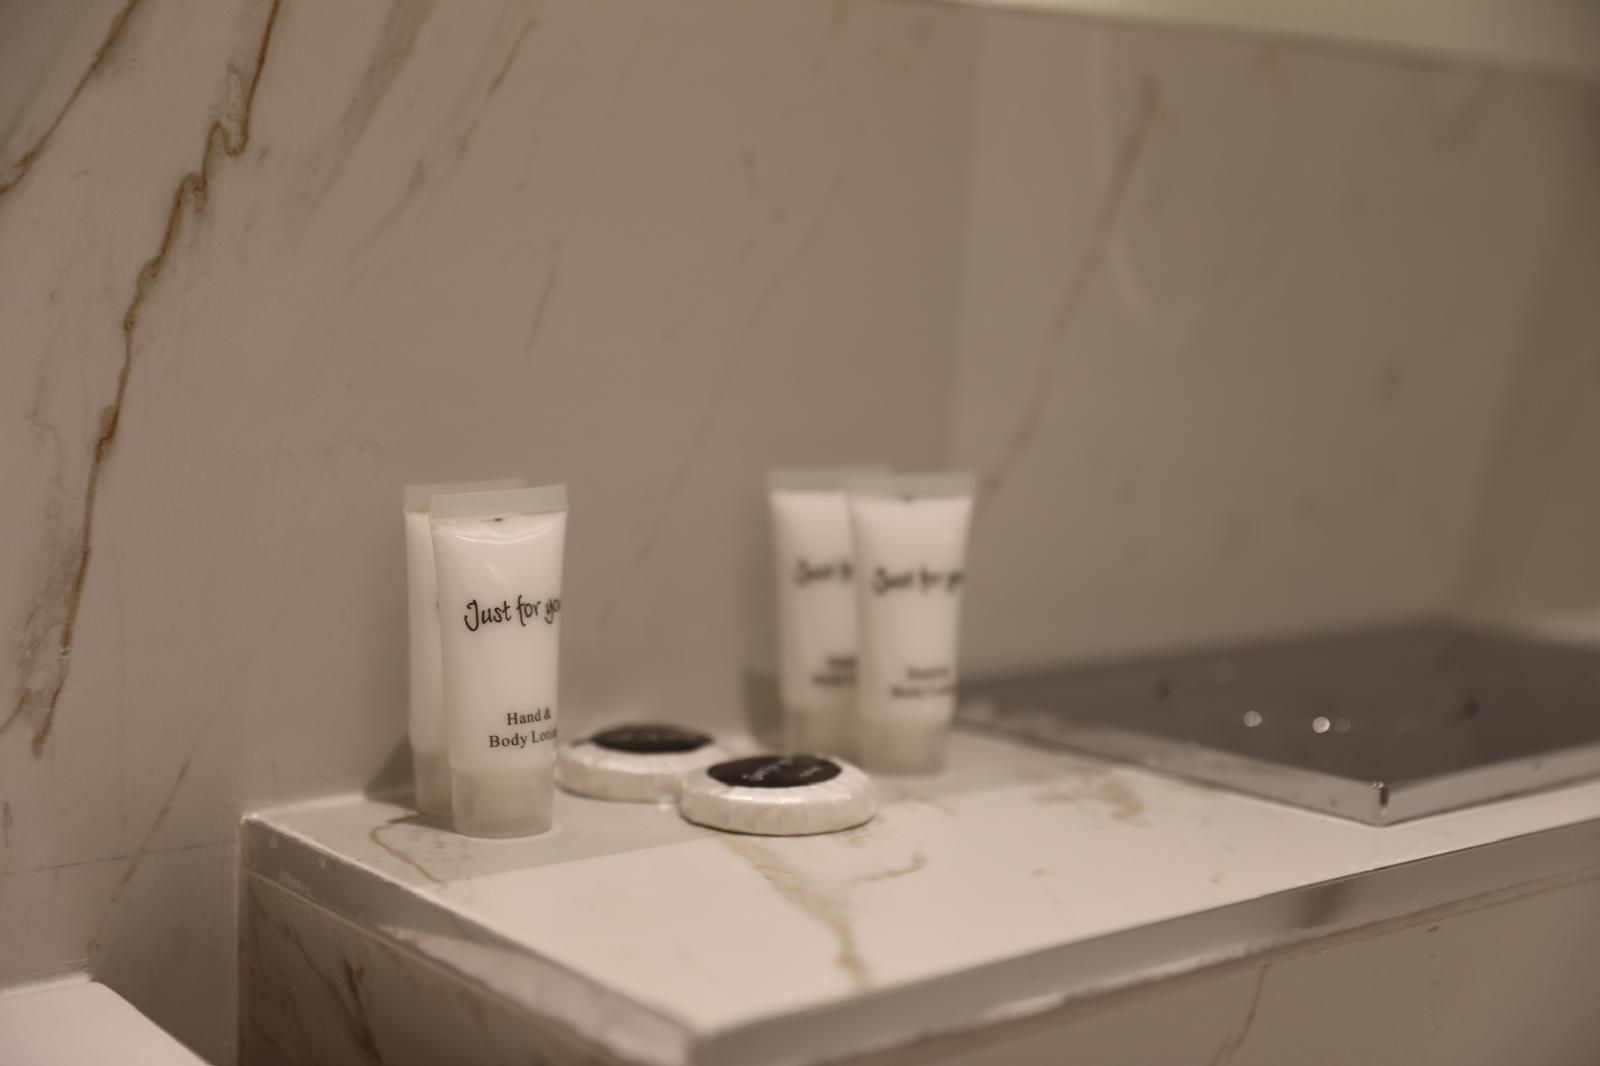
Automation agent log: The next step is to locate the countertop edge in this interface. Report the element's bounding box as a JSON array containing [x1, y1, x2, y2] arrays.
[[705, 816, 1600, 1066], [242, 806, 1600, 1066], [240, 813, 702, 1066]]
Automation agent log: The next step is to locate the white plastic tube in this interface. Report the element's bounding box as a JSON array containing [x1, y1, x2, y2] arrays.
[[430, 484, 568, 837], [849, 473, 975, 775], [768, 467, 886, 756], [404, 478, 523, 816]]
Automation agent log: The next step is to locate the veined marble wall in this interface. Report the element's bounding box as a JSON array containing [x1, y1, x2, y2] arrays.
[[0, 0, 975, 1059], [954, 14, 1600, 671], [4, 0, 1597, 1061]]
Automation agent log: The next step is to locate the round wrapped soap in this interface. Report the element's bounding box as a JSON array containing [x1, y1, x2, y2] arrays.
[[556, 724, 727, 803], [679, 754, 876, 836]]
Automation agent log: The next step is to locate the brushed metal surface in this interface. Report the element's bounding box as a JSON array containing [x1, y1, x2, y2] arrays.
[[961, 624, 1600, 824]]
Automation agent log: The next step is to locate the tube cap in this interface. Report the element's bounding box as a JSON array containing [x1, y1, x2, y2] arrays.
[[859, 717, 950, 775], [452, 766, 554, 838], [556, 724, 727, 803], [412, 749, 452, 816], [679, 755, 876, 836]]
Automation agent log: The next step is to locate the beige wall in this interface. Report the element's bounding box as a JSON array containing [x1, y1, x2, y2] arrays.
[[0, 1, 976, 1058], [953, 13, 1600, 672], [1461, 134, 1600, 616]]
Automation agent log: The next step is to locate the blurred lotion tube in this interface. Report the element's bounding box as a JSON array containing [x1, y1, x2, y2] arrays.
[[404, 477, 523, 815], [769, 468, 885, 756], [849, 473, 975, 775], [430, 484, 568, 837]]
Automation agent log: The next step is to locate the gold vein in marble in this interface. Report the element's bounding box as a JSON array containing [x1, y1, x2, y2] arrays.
[[1032, 775, 1146, 822], [860, 847, 927, 883], [110, 752, 192, 900], [310, 0, 435, 209], [1208, 964, 1271, 1066], [369, 814, 447, 888], [589, 176, 845, 638], [3, 0, 284, 758], [725, 837, 871, 991], [246, 883, 384, 1064], [523, 245, 561, 355], [339, 5, 540, 265], [0, 0, 148, 199], [979, 76, 1162, 511], [454, 9, 540, 163]]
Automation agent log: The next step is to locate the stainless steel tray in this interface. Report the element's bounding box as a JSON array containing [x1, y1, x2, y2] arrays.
[[960, 623, 1600, 824]]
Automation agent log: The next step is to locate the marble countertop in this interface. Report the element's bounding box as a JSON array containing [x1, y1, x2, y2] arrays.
[[244, 731, 1600, 1066]]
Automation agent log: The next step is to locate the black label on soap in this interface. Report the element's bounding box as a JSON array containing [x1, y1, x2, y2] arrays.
[[708, 755, 841, 789], [590, 724, 713, 754]]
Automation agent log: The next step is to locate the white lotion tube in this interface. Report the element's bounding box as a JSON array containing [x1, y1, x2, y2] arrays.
[[849, 473, 976, 774], [404, 478, 524, 815], [430, 484, 568, 837], [768, 467, 886, 756]]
